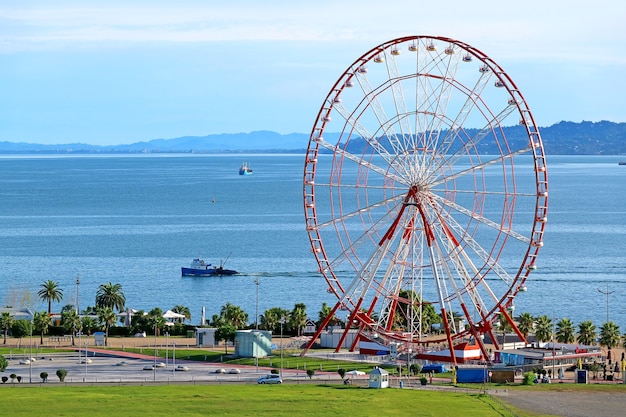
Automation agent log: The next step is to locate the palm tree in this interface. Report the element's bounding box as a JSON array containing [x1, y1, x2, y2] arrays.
[[0, 312, 14, 344], [147, 308, 165, 337], [95, 282, 126, 312], [534, 315, 553, 343], [317, 302, 337, 329], [61, 308, 82, 346], [497, 312, 513, 347], [599, 321, 621, 362], [261, 307, 290, 333], [38, 280, 64, 314], [517, 312, 535, 340], [289, 303, 307, 337], [33, 310, 51, 345], [172, 305, 191, 323], [220, 303, 248, 329], [556, 318, 576, 343], [577, 320, 597, 346], [97, 307, 118, 346]]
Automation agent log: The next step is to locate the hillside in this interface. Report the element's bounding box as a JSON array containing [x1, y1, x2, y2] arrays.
[[0, 121, 624, 155]]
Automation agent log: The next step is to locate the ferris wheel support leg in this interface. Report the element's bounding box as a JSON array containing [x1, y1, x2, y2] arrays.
[[460, 303, 492, 365], [499, 306, 528, 345], [335, 298, 364, 353], [300, 301, 342, 356], [441, 308, 457, 366]]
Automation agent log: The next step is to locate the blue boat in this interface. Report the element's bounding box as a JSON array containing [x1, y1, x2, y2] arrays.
[[181, 258, 238, 276], [239, 162, 253, 175]]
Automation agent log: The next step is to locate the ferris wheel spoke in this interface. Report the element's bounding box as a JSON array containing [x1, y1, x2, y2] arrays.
[[430, 192, 532, 244], [430, 147, 532, 190]]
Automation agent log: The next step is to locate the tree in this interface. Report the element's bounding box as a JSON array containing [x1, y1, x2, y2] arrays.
[[577, 320, 597, 346], [10, 319, 31, 347], [517, 312, 535, 340], [95, 282, 126, 312], [97, 307, 118, 346], [599, 321, 621, 362], [215, 324, 236, 354], [0, 312, 14, 344], [0, 354, 7, 372], [497, 312, 513, 346], [317, 302, 338, 329], [172, 305, 191, 323], [56, 369, 67, 382], [146, 308, 165, 336], [219, 303, 248, 329], [289, 303, 307, 337], [33, 310, 51, 345], [261, 307, 290, 334], [38, 280, 63, 314], [556, 318, 576, 343], [61, 308, 82, 346], [534, 315, 553, 343]]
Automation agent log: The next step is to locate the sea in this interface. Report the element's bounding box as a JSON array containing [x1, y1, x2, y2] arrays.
[[0, 154, 625, 330]]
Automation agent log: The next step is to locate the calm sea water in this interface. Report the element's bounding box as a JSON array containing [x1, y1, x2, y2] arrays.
[[1, 154, 625, 329]]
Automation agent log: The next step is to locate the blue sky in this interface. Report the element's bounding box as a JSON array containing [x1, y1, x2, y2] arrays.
[[1, 0, 625, 145]]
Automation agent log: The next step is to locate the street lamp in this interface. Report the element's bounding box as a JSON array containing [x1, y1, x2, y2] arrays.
[[597, 283, 614, 324], [280, 317, 285, 376], [254, 276, 259, 330], [26, 309, 33, 383]]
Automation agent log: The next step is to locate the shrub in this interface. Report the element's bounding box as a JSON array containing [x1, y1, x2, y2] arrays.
[[338, 368, 346, 379], [16, 376, 22, 383], [40, 372, 49, 382], [410, 364, 422, 376], [56, 369, 68, 382], [522, 372, 535, 385], [10, 373, 17, 382], [270, 368, 279, 374], [306, 369, 315, 379], [0, 354, 8, 372], [420, 376, 428, 385], [1, 376, 7, 384]]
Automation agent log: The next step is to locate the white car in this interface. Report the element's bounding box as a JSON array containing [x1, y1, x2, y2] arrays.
[[257, 374, 282, 384], [175, 365, 189, 372]]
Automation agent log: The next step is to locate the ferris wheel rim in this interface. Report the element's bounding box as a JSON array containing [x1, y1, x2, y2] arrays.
[[303, 35, 548, 348]]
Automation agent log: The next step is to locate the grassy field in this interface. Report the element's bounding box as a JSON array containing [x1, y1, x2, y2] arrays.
[[0, 384, 526, 417]]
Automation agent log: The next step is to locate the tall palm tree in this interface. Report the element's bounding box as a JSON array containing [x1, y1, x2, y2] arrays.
[[577, 320, 597, 346], [33, 310, 51, 345], [61, 308, 81, 346], [290, 303, 307, 337], [556, 318, 576, 343], [0, 312, 14, 344], [172, 305, 191, 323], [517, 312, 535, 340], [147, 308, 165, 336], [534, 315, 553, 343], [220, 303, 248, 329], [599, 321, 621, 362], [97, 307, 118, 346], [38, 280, 64, 314], [261, 307, 290, 333], [95, 282, 126, 312]]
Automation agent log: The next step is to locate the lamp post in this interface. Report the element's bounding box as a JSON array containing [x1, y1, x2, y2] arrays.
[[153, 322, 157, 381], [254, 276, 259, 330], [27, 309, 33, 383], [280, 317, 285, 376], [597, 283, 614, 324], [84, 341, 88, 382]]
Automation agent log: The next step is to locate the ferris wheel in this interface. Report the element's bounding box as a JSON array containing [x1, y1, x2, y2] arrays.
[[302, 36, 548, 364]]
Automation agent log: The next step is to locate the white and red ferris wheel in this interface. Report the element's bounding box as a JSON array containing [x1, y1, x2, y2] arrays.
[[302, 36, 548, 364]]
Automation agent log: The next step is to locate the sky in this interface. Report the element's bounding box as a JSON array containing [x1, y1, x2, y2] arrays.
[[1, 0, 625, 145]]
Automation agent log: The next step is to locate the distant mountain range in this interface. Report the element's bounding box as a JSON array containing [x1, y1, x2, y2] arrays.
[[1, 121, 625, 155]]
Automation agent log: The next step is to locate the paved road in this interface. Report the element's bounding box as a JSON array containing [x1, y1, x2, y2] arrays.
[[1, 350, 344, 385]]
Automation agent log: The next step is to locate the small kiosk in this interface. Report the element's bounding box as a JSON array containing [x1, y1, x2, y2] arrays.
[[368, 367, 389, 389]]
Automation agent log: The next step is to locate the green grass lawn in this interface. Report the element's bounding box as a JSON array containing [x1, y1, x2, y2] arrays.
[[0, 384, 522, 417]]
